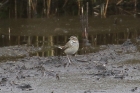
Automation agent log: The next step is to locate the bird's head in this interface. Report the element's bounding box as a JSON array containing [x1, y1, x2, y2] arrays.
[[69, 36, 78, 41]]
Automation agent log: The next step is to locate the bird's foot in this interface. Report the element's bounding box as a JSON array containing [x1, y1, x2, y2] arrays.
[[63, 62, 71, 68]]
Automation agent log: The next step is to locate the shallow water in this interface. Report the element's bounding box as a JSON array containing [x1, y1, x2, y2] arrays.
[[0, 15, 140, 58]]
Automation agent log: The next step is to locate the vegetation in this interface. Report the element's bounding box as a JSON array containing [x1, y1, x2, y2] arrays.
[[0, 0, 139, 19]]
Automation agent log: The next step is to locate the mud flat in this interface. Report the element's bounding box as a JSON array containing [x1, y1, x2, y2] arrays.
[[0, 40, 140, 93]]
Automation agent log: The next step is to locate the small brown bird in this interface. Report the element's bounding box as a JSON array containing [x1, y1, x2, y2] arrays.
[[58, 36, 79, 66]]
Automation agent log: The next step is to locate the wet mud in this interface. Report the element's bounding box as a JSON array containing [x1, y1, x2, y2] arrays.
[[0, 39, 140, 93]]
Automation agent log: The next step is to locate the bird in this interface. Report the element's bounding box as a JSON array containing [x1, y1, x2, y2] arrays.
[[58, 36, 79, 66]]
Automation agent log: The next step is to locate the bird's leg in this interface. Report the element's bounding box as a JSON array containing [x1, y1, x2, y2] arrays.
[[66, 55, 71, 66]]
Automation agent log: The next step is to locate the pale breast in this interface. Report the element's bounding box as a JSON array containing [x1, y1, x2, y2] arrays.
[[64, 40, 79, 55]]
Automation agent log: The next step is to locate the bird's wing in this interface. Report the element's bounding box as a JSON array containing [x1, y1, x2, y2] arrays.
[[57, 41, 71, 49], [63, 41, 72, 49]]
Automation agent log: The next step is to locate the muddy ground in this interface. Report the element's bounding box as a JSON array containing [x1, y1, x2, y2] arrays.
[[0, 41, 140, 93]]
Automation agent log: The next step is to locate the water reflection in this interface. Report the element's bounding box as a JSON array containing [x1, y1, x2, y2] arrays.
[[0, 29, 139, 57], [0, 16, 140, 57]]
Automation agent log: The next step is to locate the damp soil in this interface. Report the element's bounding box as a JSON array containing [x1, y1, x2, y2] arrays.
[[0, 42, 140, 93]]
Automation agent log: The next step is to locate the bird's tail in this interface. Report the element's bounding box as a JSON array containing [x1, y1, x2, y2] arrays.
[[54, 45, 64, 49]]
